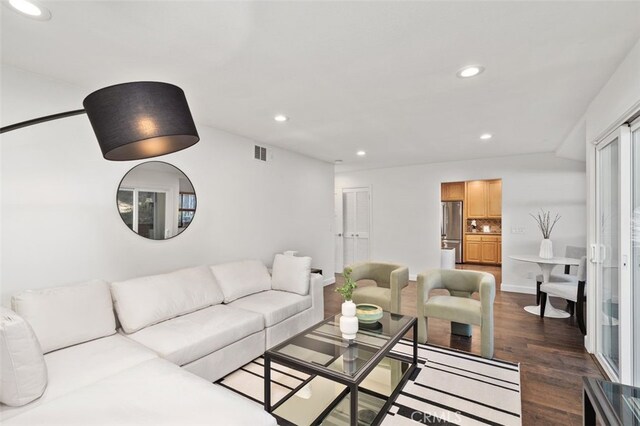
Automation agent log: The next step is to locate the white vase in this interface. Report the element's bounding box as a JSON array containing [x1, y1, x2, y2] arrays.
[[339, 300, 358, 340], [539, 239, 553, 259]]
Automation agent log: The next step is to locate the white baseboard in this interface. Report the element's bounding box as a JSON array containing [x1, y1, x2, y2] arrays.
[[323, 276, 336, 286], [500, 283, 536, 294]]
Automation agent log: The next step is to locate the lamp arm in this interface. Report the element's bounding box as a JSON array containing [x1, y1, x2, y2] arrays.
[[0, 109, 86, 134]]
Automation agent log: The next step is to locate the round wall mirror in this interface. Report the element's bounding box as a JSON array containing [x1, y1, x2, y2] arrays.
[[116, 161, 196, 240]]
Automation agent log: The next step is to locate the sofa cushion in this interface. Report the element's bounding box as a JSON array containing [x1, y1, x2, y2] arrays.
[[12, 280, 116, 353], [0, 334, 158, 421], [1, 358, 276, 426], [111, 266, 224, 334], [271, 254, 311, 295], [229, 290, 312, 327], [210, 260, 271, 303], [0, 308, 47, 407], [125, 305, 264, 366]]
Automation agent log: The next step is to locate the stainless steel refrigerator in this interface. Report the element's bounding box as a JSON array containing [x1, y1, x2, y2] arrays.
[[441, 201, 463, 263]]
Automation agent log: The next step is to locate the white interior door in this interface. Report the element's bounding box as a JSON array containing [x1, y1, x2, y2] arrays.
[[334, 190, 344, 273], [342, 188, 371, 268], [631, 117, 640, 386]]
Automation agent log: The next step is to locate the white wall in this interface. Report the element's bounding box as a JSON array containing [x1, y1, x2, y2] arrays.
[[0, 65, 335, 305], [586, 37, 640, 142], [556, 115, 586, 162], [335, 153, 586, 293]]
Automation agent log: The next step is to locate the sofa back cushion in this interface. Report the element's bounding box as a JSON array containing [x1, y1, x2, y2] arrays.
[[111, 266, 223, 334], [0, 307, 48, 406], [210, 260, 271, 303], [271, 254, 312, 295], [12, 280, 116, 353]]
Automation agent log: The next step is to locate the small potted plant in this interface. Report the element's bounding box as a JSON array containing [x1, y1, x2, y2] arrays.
[[530, 209, 561, 259], [336, 267, 358, 339]]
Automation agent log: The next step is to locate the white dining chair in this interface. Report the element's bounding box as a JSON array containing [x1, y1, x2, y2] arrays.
[[539, 256, 587, 334], [535, 245, 586, 314]]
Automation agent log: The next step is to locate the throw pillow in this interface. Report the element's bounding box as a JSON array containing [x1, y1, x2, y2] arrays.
[[0, 307, 48, 406], [271, 254, 312, 296]]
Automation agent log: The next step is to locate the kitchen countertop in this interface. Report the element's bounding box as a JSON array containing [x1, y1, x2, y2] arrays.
[[465, 232, 502, 236]]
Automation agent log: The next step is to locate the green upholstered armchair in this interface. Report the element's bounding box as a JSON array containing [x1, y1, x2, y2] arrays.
[[346, 262, 409, 314], [417, 269, 496, 359]]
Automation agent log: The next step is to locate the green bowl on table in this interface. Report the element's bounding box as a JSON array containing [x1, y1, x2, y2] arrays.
[[355, 304, 383, 324]]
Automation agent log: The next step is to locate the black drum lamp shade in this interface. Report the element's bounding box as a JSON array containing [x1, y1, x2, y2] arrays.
[[83, 82, 200, 161], [0, 81, 200, 161]]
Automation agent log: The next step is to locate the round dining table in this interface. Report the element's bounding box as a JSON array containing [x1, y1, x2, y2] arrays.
[[509, 254, 581, 318]]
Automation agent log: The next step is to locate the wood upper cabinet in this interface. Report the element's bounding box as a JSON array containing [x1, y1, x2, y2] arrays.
[[441, 182, 465, 201], [465, 179, 501, 218], [465, 181, 487, 217], [487, 180, 502, 217]]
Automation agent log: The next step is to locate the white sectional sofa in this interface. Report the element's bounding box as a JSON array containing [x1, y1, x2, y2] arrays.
[[0, 257, 323, 425]]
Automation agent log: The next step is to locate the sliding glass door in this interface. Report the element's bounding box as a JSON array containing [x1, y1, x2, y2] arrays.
[[596, 134, 620, 376], [594, 124, 634, 384], [632, 119, 640, 386]]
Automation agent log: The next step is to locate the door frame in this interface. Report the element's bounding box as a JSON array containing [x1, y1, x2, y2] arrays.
[[119, 186, 171, 236], [590, 124, 633, 384]]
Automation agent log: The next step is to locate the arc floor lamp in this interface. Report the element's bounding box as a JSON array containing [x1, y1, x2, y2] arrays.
[[0, 81, 200, 161]]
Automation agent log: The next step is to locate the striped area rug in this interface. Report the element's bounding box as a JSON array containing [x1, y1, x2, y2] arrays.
[[217, 340, 521, 425]]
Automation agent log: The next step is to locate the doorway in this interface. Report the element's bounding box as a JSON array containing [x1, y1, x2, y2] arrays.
[[441, 180, 502, 270], [117, 188, 168, 240], [335, 187, 371, 272], [591, 121, 636, 385]]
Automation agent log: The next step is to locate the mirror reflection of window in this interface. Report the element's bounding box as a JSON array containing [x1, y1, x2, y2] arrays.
[[179, 193, 196, 228], [117, 189, 134, 230], [116, 162, 196, 240]]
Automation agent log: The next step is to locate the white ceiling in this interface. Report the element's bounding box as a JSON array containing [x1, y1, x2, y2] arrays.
[[2, 1, 640, 171]]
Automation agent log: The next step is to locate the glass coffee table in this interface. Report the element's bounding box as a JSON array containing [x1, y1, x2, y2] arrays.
[[264, 312, 417, 426], [583, 377, 640, 425]]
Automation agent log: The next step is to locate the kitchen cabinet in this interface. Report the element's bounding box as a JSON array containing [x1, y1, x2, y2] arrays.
[[464, 234, 501, 264], [465, 179, 502, 218], [465, 236, 482, 263], [487, 180, 502, 217], [441, 181, 465, 201], [465, 181, 487, 217]]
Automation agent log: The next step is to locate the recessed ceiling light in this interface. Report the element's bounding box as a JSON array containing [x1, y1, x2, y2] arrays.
[[274, 114, 288, 122], [357, 151, 366, 156], [457, 65, 485, 78], [6, 0, 51, 20], [480, 133, 493, 140]]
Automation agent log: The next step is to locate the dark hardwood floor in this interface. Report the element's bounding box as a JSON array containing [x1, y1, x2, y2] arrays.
[[324, 265, 602, 425]]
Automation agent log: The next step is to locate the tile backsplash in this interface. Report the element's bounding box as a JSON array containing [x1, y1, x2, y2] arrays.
[[467, 218, 501, 234]]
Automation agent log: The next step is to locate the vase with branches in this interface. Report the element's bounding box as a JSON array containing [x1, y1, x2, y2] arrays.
[[337, 267, 359, 340], [530, 209, 561, 258]]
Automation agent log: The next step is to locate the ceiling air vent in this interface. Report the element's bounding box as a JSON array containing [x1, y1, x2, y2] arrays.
[[254, 145, 267, 161]]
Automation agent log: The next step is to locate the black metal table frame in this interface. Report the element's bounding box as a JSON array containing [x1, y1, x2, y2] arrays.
[[264, 315, 418, 426], [583, 376, 639, 426]]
